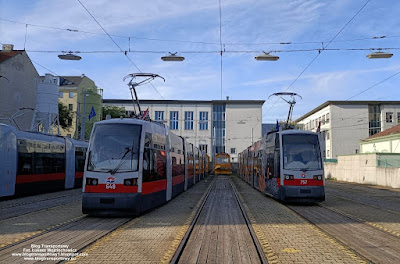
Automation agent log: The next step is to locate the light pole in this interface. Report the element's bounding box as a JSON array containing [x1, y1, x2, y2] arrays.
[[80, 91, 87, 141]]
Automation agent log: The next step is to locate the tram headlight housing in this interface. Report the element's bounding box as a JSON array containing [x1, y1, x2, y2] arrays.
[[124, 178, 137, 186], [284, 174, 294, 180], [313, 175, 323, 180], [86, 177, 98, 186]]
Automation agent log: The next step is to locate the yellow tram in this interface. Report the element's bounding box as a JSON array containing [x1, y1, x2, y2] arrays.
[[214, 152, 232, 175]]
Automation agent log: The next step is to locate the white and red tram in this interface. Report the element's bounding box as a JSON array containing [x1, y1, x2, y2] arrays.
[[239, 129, 325, 202], [82, 118, 205, 215]]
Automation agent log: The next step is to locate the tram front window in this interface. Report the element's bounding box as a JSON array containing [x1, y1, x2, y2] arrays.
[[216, 157, 229, 164], [282, 134, 322, 171], [87, 124, 141, 173]]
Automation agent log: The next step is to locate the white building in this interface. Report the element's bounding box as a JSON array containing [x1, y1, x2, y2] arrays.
[[0, 44, 39, 131], [296, 101, 400, 159], [103, 99, 264, 163], [360, 124, 400, 154]]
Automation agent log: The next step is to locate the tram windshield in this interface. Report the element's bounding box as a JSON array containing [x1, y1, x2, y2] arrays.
[[216, 157, 229, 164], [87, 124, 141, 173], [282, 134, 322, 171]]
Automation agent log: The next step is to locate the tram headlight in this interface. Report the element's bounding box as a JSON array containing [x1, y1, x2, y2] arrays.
[[284, 174, 293, 180], [313, 175, 323, 180], [124, 178, 137, 186], [86, 177, 98, 186]]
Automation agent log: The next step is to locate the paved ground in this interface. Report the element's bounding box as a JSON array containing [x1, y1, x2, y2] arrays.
[[325, 180, 400, 237], [0, 200, 84, 249], [70, 177, 214, 264], [232, 176, 366, 264], [179, 176, 260, 264]]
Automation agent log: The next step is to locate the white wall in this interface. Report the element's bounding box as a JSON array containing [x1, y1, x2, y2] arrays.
[[0, 52, 39, 131], [225, 103, 262, 162], [324, 154, 400, 188], [361, 137, 400, 153], [330, 104, 369, 158]]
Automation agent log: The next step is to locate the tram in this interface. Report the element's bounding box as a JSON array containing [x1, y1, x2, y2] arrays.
[[214, 152, 232, 175], [82, 118, 205, 215], [0, 124, 88, 197], [239, 129, 325, 202]]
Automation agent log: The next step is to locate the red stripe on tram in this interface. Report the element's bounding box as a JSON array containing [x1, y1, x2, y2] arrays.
[[284, 179, 323, 186], [16, 173, 65, 184], [75, 172, 84, 179], [85, 184, 138, 193], [142, 179, 167, 195]]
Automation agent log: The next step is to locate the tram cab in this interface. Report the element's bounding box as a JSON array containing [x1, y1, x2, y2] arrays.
[[214, 152, 232, 175]]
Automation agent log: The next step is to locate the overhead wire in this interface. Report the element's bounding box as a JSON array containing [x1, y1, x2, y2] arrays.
[[257, 0, 372, 126], [76, 0, 164, 99], [2, 16, 399, 47]]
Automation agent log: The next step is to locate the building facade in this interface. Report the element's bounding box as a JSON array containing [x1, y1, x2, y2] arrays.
[[360, 124, 400, 154], [296, 101, 400, 158], [0, 44, 39, 131], [103, 99, 264, 162], [44, 75, 103, 140]]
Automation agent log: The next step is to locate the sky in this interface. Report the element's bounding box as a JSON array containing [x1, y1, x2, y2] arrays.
[[1, 0, 399, 123]]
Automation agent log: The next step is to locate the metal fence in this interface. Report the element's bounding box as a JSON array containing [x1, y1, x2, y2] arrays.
[[376, 153, 400, 168]]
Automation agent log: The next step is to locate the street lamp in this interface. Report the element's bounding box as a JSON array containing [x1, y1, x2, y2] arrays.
[[255, 52, 279, 61], [366, 51, 393, 59], [58, 52, 81, 60], [161, 52, 185, 61]]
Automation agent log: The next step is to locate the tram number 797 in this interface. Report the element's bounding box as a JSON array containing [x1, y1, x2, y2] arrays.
[[300, 180, 308, 185]]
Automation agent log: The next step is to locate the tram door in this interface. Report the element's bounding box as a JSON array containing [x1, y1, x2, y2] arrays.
[[273, 134, 281, 198]]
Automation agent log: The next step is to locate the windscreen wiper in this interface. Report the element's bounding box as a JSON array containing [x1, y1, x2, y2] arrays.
[[109, 147, 132, 175]]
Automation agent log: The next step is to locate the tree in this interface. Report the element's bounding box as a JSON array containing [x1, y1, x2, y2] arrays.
[[102, 105, 126, 119], [58, 102, 74, 130]]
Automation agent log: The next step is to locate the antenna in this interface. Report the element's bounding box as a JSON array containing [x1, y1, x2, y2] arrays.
[[268, 92, 302, 126], [123, 73, 165, 118]]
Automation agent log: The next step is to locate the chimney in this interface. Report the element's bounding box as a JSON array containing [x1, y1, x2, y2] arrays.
[[2, 44, 14, 52], [226, 96, 229, 100], [81, 73, 85, 78]]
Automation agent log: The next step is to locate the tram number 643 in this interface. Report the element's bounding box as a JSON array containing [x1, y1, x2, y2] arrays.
[[300, 180, 308, 185]]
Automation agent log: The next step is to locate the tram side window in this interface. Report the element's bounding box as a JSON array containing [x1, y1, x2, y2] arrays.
[[75, 147, 86, 172], [18, 153, 33, 175], [143, 134, 167, 182]]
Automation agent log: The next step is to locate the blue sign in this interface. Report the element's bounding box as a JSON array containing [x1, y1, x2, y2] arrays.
[[88, 106, 96, 121]]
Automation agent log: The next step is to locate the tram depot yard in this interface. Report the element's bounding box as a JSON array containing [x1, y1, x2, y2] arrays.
[[0, 174, 398, 264]]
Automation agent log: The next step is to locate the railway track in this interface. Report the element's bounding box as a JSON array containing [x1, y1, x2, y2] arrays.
[[0, 190, 82, 221], [0, 216, 131, 264], [171, 176, 267, 264], [288, 203, 400, 264]]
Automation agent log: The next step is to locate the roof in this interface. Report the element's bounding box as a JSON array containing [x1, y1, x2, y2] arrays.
[[0, 50, 23, 63], [59, 76, 84, 87], [363, 124, 400, 141], [296, 100, 400, 122], [103, 99, 265, 105]]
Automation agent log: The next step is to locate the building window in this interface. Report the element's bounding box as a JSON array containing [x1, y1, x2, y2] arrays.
[[68, 104, 73, 111], [398, 112, 400, 123], [368, 105, 381, 136], [170, 111, 179, 130], [67, 118, 72, 126], [69, 92, 74, 98], [386, 112, 393, 123], [213, 104, 226, 154], [155, 111, 164, 121], [199, 111, 209, 130], [326, 132, 330, 140], [184, 111, 194, 130], [322, 115, 326, 124], [199, 144, 208, 154], [59, 92, 63, 98], [326, 113, 330, 123], [231, 148, 236, 154], [327, 150, 330, 158]]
